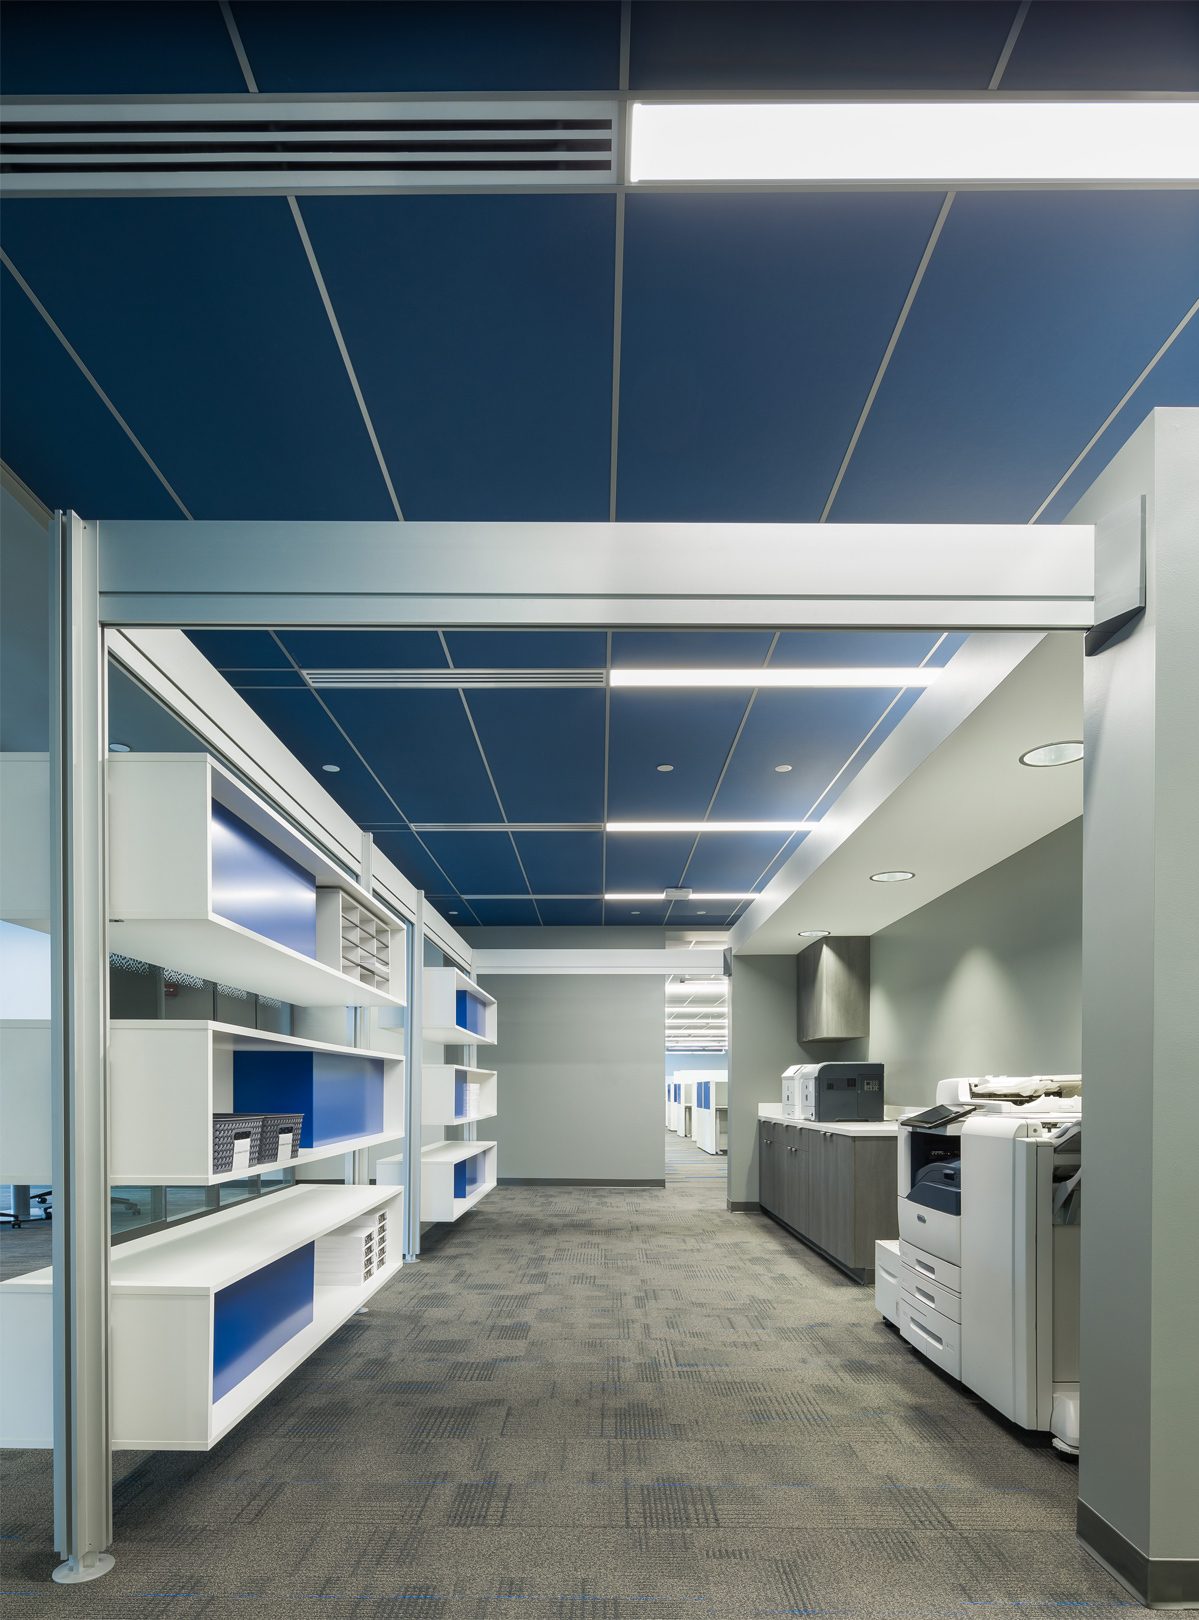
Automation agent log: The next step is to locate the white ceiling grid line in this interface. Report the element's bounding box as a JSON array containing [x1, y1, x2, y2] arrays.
[[0, 247, 193, 519], [220, 0, 406, 524]]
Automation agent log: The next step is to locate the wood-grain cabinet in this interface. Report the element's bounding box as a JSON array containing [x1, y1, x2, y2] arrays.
[[758, 1119, 897, 1282]]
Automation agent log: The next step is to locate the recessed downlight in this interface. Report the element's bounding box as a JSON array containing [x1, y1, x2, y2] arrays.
[[799, 929, 830, 938], [774, 763, 793, 773], [656, 763, 674, 773], [108, 741, 131, 753], [321, 763, 341, 773], [1020, 740, 1084, 768], [870, 870, 915, 883]]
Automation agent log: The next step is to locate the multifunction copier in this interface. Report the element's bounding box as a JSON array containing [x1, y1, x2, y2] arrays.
[[887, 1075, 1082, 1452], [782, 1061, 885, 1122]]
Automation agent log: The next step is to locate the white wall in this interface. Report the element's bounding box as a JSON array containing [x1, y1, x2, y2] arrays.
[[869, 818, 1082, 1107]]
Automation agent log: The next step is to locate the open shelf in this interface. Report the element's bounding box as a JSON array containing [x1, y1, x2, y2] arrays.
[[0, 1184, 402, 1450], [423, 967, 497, 1045], [110, 1020, 404, 1186], [108, 753, 406, 1010], [422, 1064, 498, 1127], [417, 1139, 497, 1222]]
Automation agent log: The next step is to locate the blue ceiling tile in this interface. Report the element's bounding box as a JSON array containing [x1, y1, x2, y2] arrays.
[[277, 630, 448, 670], [629, 2, 1017, 90], [367, 827, 463, 900], [321, 690, 502, 823], [617, 192, 946, 520], [226, 670, 309, 691], [0, 1, 245, 95], [0, 198, 395, 520], [232, 1, 621, 92], [602, 899, 670, 927], [682, 831, 797, 893], [610, 630, 775, 668], [830, 192, 1199, 523], [186, 630, 293, 670], [0, 264, 181, 519], [466, 898, 543, 926], [604, 832, 696, 892], [228, 688, 400, 824], [607, 691, 749, 818], [466, 689, 606, 822], [513, 833, 603, 895], [536, 899, 604, 927], [298, 195, 615, 520], [443, 631, 608, 670], [1003, 2, 1199, 90], [1038, 321, 1199, 525], [420, 831, 528, 896]]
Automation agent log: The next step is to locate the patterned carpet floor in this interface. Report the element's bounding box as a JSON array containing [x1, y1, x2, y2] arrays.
[[0, 1135, 1133, 1619]]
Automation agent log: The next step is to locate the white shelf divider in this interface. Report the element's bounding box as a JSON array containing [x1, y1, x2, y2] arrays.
[[422, 1064, 497, 1127], [0, 1184, 403, 1451], [109, 1019, 404, 1186], [412, 1140, 498, 1223]]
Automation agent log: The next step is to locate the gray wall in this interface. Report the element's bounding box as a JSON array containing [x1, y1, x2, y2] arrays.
[[478, 973, 665, 1183], [869, 818, 1082, 1108]]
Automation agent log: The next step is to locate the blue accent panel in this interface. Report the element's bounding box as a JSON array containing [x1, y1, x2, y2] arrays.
[[1038, 320, 1199, 524], [466, 690, 606, 822], [604, 832, 694, 893], [420, 832, 527, 897], [617, 192, 945, 520], [831, 192, 1199, 523], [0, 1, 246, 95], [276, 630, 449, 671], [186, 631, 294, 671], [453, 1152, 485, 1200], [227, 690, 401, 826], [298, 196, 615, 519], [320, 690, 502, 822], [710, 688, 925, 822], [212, 1243, 314, 1404], [628, 2, 1017, 90], [512, 833, 603, 896], [443, 631, 608, 671], [209, 801, 316, 956], [454, 1070, 469, 1121], [608, 691, 749, 819], [456, 989, 488, 1038], [234, 1, 621, 91], [0, 264, 181, 519], [233, 1050, 385, 1149], [1003, 2, 1199, 91], [610, 630, 775, 669], [0, 198, 395, 520]]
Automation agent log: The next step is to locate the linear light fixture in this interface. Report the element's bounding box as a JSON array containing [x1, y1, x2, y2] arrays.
[[606, 821, 814, 834], [609, 667, 939, 689], [606, 890, 756, 901], [628, 101, 1199, 186]]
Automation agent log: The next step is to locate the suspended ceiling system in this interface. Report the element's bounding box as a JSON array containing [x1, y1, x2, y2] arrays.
[[1, 2, 1195, 933]]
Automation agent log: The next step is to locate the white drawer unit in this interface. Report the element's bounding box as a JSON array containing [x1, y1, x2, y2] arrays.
[[901, 1262, 961, 1323], [898, 1196, 960, 1264], [899, 1297, 962, 1381], [898, 1239, 962, 1295], [874, 1239, 901, 1325]]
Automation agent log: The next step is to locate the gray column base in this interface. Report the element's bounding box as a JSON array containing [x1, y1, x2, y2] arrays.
[[1078, 1500, 1199, 1608]]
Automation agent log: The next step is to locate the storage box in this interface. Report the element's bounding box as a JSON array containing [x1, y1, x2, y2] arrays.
[[212, 1113, 264, 1175], [257, 1112, 304, 1166]]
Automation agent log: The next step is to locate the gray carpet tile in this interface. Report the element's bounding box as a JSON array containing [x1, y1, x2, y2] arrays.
[[1, 1134, 1135, 1618]]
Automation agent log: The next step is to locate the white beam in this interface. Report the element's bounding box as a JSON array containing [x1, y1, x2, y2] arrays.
[[471, 948, 726, 977]]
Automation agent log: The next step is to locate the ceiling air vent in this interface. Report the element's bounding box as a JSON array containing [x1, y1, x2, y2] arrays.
[[0, 98, 620, 195], [305, 668, 606, 690]]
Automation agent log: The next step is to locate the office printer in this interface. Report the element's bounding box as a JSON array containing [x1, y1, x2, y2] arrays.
[[891, 1075, 1082, 1452], [782, 1062, 885, 1122]]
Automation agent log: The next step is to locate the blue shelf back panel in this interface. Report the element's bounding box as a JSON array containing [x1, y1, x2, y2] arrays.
[[233, 1051, 385, 1149], [453, 1153, 485, 1199], [212, 1243, 314, 1404], [455, 988, 488, 1038], [454, 1069, 469, 1121], [673, 1083, 681, 1103], [697, 1081, 709, 1110], [209, 800, 317, 957]]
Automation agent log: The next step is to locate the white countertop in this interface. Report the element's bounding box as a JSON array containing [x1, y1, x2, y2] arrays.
[[758, 1102, 901, 1137]]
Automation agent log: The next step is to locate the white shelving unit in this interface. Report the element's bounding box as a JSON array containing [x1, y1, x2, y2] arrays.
[[414, 1140, 497, 1223], [109, 1020, 404, 1186], [422, 1064, 497, 1128], [108, 754, 406, 1009], [422, 966, 497, 1045], [0, 1184, 403, 1450]]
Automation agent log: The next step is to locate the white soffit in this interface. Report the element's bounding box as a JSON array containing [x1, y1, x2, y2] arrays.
[[732, 631, 1082, 955]]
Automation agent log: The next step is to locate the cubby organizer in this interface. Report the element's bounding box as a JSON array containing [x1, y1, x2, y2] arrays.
[[0, 1185, 403, 1450], [409, 1140, 497, 1222], [422, 967, 497, 1045], [109, 1021, 404, 1186], [422, 1065, 498, 1127], [107, 753, 406, 1009]]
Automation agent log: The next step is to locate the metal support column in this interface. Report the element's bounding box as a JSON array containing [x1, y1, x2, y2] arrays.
[[404, 893, 424, 1260], [48, 511, 113, 1584]]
